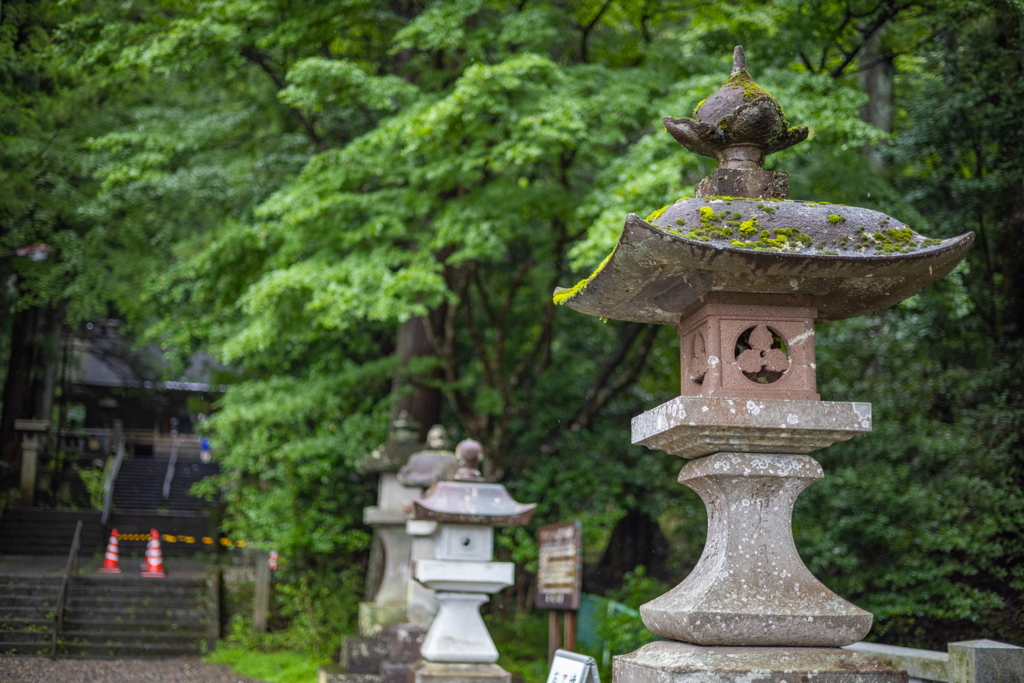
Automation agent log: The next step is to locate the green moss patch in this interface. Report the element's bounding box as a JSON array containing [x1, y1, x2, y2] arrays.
[[553, 246, 617, 305]]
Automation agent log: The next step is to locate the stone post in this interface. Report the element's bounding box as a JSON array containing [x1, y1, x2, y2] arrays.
[[15, 419, 49, 507], [552, 46, 973, 683], [948, 640, 1024, 683]]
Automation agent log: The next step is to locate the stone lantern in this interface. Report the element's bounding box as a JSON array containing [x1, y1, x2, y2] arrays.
[[359, 417, 446, 637], [554, 47, 973, 682], [405, 439, 536, 683]]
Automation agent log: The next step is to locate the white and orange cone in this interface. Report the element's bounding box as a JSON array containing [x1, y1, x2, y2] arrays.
[[140, 529, 165, 577], [98, 529, 122, 573]]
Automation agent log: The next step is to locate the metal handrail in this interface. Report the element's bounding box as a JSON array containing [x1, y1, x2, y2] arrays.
[[162, 435, 180, 500], [101, 437, 126, 525], [51, 519, 82, 658]]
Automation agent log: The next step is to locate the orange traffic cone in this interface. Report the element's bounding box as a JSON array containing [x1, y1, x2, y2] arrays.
[[98, 530, 122, 573], [140, 529, 165, 577]]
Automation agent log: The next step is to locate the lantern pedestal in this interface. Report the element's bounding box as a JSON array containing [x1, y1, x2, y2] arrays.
[[419, 593, 498, 663], [641, 453, 871, 647], [614, 641, 907, 682]]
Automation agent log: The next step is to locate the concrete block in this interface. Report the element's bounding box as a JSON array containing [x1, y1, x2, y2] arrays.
[[948, 639, 1024, 683], [845, 642, 948, 681], [413, 662, 510, 683]]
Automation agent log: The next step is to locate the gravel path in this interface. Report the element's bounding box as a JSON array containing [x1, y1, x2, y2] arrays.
[[0, 657, 266, 683]]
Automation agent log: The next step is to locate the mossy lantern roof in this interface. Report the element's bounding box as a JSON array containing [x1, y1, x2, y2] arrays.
[[553, 48, 973, 324]]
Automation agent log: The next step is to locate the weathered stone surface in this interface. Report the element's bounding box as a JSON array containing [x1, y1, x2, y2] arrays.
[[614, 641, 908, 683], [382, 662, 413, 683], [554, 211, 973, 326], [370, 526, 414, 604], [413, 662, 511, 683], [362, 472, 423, 635], [632, 397, 871, 459], [948, 639, 1024, 683], [663, 47, 808, 165], [640, 453, 872, 647], [419, 593, 498, 663], [342, 636, 390, 674], [358, 603, 408, 638], [844, 642, 949, 682], [389, 623, 427, 663], [695, 169, 789, 200]]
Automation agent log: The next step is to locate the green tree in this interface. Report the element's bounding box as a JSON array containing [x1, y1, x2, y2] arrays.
[[42, 0, 1024, 653], [0, 0, 128, 487]]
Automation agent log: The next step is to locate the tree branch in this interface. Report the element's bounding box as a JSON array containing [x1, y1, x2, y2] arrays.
[[580, 0, 615, 64], [539, 323, 659, 453], [240, 47, 325, 151]]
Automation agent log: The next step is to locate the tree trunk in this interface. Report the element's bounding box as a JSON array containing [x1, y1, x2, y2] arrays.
[[0, 305, 40, 489], [391, 316, 441, 442], [859, 28, 895, 170]]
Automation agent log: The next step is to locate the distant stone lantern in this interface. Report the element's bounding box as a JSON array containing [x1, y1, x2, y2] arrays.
[[555, 47, 973, 682], [404, 439, 536, 683]]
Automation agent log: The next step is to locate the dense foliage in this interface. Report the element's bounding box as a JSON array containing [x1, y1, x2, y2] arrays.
[[1, 0, 1021, 656]]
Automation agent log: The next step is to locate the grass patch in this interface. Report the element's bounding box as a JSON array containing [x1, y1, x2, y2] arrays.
[[205, 645, 326, 683]]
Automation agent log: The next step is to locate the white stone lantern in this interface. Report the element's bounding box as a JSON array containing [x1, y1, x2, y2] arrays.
[[405, 439, 536, 683]]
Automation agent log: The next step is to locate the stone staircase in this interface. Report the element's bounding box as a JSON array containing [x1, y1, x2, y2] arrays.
[[60, 575, 209, 657], [112, 458, 219, 512], [0, 575, 60, 655], [0, 572, 213, 657], [0, 509, 104, 556]]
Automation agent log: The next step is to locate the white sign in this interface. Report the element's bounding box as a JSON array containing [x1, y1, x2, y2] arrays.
[[546, 649, 599, 683]]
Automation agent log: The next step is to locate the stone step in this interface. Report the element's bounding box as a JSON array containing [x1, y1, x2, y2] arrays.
[[71, 581, 203, 593], [0, 616, 52, 629], [0, 630, 54, 645], [62, 629, 203, 645], [67, 595, 202, 610], [0, 609, 53, 623], [65, 607, 206, 624], [59, 641, 201, 657], [64, 619, 204, 633]]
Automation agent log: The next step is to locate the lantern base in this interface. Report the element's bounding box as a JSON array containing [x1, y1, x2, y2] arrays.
[[613, 641, 907, 683], [413, 662, 510, 683]]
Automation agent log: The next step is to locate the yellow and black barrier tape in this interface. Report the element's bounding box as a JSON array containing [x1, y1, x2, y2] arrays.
[[116, 533, 248, 547]]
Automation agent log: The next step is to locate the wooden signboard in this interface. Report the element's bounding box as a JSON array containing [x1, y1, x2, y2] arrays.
[[536, 520, 582, 610], [537, 520, 583, 661]]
